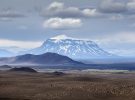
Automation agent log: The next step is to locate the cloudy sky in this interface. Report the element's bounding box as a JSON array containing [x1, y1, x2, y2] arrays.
[[0, 0, 135, 56]]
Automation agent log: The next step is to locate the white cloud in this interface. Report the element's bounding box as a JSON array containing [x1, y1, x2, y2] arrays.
[[82, 9, 100, 17], [112, 32, 135, 43], [95, 32, 135, 45], [41, 2, 101, 18], [47, 2, 64, 10], [43, 18, 82, 29], [0, 39, 42, 49], [92, 32, 135, 56], [108, 49, 135, 57]]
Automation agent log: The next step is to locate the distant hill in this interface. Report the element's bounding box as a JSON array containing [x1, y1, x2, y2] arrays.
[[9, 67, 37, 73], [0, 65, 11, 68], [0, 52, 84, 67]]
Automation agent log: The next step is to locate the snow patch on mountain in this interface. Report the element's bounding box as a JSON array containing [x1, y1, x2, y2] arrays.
[[51, 34, 71, 40]]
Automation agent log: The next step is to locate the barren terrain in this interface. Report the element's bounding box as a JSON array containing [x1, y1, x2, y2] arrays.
[[0, 71, 135, 100]]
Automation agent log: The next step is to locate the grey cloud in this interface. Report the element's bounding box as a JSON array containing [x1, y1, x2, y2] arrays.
[[40, 1, 135, 20], [0, 9, 25, 21], [98, 0, 127, 13], [0, 11, 25, 18], [41, 2, 102, 18], [127, 0, 135, 14], [98, 0, 135, 15]]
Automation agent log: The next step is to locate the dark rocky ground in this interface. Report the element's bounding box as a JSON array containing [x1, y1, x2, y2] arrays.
[[0, 71, 135, 100]]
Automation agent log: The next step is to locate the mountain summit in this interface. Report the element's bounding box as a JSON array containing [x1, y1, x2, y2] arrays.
[[24, 35, 113, 59], [50, 35, 73, 40]]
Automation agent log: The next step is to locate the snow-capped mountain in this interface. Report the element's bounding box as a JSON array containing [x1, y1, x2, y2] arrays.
[[24, 35, 113, 59]]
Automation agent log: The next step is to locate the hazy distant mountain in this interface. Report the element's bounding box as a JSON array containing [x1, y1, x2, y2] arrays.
[[0, 52, 84, 66], [0, 46, 30, 57], [24, 35, 114, 59], [0, 46, 29, 54], [0, 49, 14, 57]]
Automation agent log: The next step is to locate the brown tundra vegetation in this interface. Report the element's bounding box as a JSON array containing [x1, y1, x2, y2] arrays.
[[0, 71, 135, 100]]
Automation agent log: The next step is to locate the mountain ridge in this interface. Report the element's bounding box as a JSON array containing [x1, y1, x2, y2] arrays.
[[0, 52, 84, 66]]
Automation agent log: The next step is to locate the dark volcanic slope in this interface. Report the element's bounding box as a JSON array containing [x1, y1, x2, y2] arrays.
[[9, 67, 37, 73], [0, 52, 84, 66]]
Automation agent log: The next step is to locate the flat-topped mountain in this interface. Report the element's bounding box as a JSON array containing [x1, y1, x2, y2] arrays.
[[23, 35, 114, 59]]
